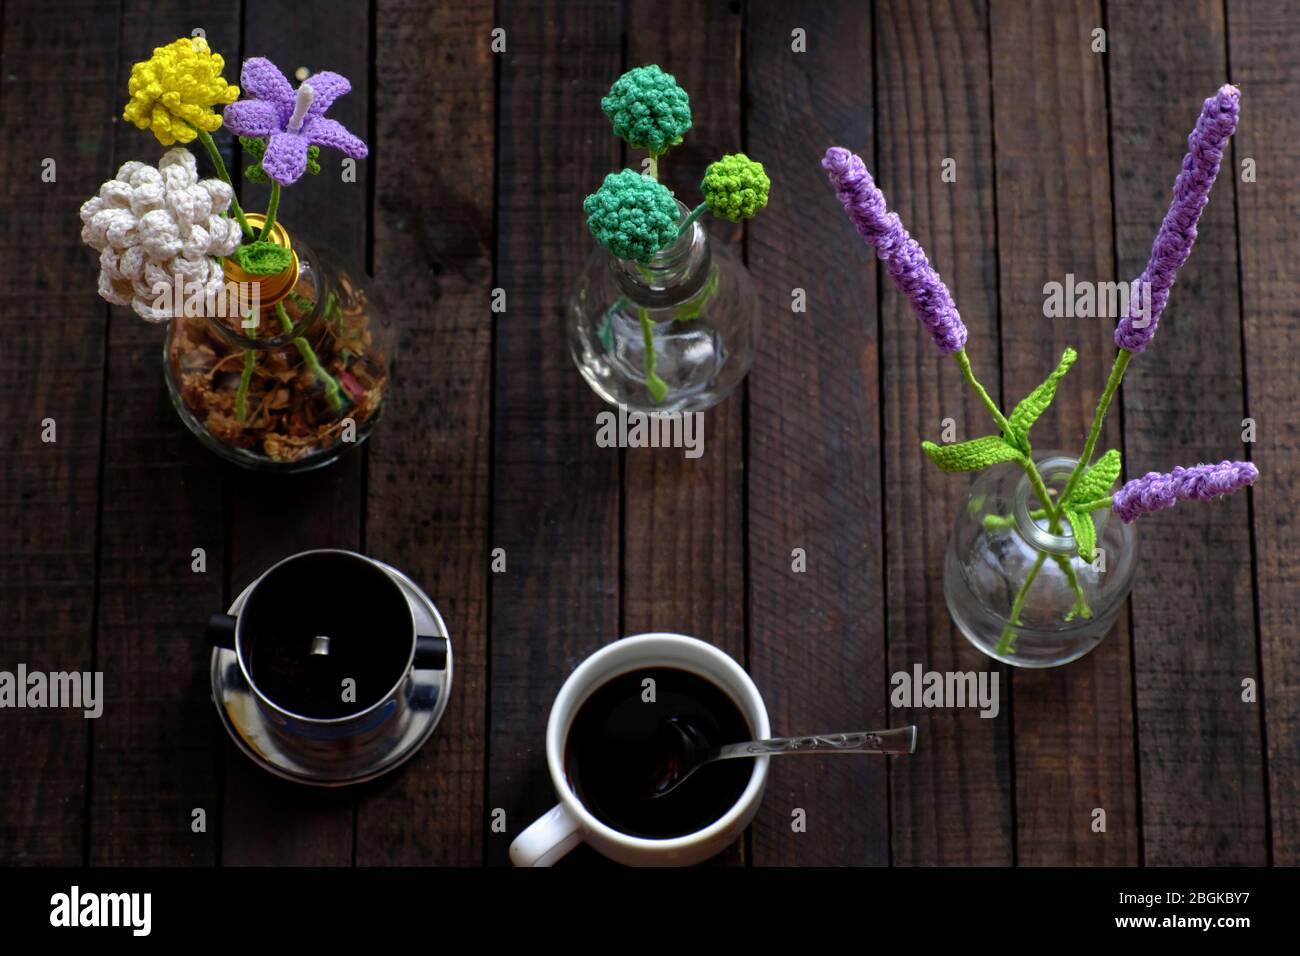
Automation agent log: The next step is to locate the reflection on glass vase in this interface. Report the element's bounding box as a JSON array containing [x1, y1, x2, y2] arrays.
[[164, 214, 390, 472], [944, 454, 1138, 668], [568, 201, 758, 414]]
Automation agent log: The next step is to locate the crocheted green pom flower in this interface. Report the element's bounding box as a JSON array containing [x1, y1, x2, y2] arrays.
[[601, 65, 692, 157], [583, 169, 680, 263], [701, 153, 770, 222]]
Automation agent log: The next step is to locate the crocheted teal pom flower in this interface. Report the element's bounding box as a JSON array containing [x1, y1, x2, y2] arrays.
[[601, 65, 691, 157], [702, 153, 770, 222], [583, 169, 679, 262]]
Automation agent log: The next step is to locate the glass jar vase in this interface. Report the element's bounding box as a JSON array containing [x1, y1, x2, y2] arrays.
[[944, 454, 1138, 668], [568, 200, 758, 414], [164, 215, 389, 472]]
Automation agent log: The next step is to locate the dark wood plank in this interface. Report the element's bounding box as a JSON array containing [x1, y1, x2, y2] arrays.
[[1110, 0, 1266, 866], [744, 0, 887, 866], [487, 0, 624, 866], [623, 0, 746, 866], [219, 2, 371, 866], [0, 0, 118, 865], [876, 0, 1012, 865], [88, 6, 237, 866], [1228, 0, 1300, 866], [989, 0, 1139, 864], [355, 0, 494, 866]]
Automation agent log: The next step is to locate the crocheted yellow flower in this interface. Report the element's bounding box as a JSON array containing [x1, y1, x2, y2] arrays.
[[123, 37, 239, 146]]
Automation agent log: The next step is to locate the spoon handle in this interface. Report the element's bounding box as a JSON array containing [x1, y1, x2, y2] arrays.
[[713, 726, 917, 760]]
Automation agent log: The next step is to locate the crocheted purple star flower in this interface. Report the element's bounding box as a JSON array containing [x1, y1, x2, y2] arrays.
[[1111, 459, 1257, 523], [222, 58, 367, 186]]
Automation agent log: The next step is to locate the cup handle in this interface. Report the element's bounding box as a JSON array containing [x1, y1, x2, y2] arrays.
[[509, 803, 584, 867], [413, 635, 448, 670], [207, 613, 237, 649]]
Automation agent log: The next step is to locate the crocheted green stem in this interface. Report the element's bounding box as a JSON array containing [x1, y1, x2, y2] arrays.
[[984, 507, 1051, 530], [955, 350, 1062, 525], [676, 201, 709, 239], [955, 349, 1013, 437], [638, 306, 668, 403], [1056, 349, 1132, 520], [1025, 462, 1088, 617], [954, 348, 1089, 619], [985, 498, 1110, 531], [597, 296, 627, 353], [997, 550, 1047, 655], [647, 154, 659, 182], [235, 318, 258, 422], [259, 182, 281, 241], [1023, 460, 1059, 525], [1074, 496, 1113, 513], [192, 127, 255, 241], [277, 300, 343, 412]]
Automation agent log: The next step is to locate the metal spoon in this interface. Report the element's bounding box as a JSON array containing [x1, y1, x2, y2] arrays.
[[648, 717, 918, 799]]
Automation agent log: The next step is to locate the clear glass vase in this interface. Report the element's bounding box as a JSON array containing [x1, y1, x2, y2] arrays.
[[944, 454, 1138, 668], [163, 215, 389, 472], [568, 200, 758, 414]]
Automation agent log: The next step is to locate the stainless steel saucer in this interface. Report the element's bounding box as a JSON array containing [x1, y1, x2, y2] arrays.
[[210, 561, 453, 786]]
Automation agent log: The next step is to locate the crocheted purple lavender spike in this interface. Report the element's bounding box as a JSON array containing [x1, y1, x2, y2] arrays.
[[223, 58, 367, 186], [1114, 85, 1239, 353], [1111, 459, 1257, 523], [822, 146, 967, 354]]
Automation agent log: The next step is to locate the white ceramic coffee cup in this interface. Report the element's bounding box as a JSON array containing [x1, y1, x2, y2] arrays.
[[509, 633, 770, 867]]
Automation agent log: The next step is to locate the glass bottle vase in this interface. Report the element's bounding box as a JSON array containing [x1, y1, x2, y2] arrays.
[[944, 454, 1138, 668], [567, 201, 759, 414], [163, 214, 390, 472]]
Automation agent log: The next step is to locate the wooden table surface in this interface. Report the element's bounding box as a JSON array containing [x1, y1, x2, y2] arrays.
[[2, 0, 1295, 867]]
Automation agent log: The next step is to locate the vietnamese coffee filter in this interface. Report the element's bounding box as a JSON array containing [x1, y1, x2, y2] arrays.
[[241, 551, 413, 719]]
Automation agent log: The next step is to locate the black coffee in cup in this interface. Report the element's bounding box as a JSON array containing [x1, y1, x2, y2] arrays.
[[564, 667, 753, 839], [241, 552, 413, 719]]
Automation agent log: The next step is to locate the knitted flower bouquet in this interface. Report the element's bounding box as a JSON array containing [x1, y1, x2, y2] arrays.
[[79, 37, 386, 470], [571, 65, 769, 410], [825, 86, 1257, 663]]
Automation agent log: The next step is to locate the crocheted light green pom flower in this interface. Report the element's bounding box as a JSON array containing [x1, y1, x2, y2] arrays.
[[583, 169, 680, 263], [701, 153, 770, 222], [601, 65, 692, 157]]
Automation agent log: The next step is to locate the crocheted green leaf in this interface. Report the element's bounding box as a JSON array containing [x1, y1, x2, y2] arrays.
[[1008, 347, 1077, 444], [921, 436, 1023, 473], [232, 241, 293, 276], [1065, 508, 1097, 563], [1069, 448, 1122, 505]]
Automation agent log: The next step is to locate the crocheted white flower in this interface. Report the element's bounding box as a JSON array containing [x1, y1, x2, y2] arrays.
[[79, 148, 243, 322]]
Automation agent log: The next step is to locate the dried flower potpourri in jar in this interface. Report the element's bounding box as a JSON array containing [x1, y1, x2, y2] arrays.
[[80, 39, 387, 470]]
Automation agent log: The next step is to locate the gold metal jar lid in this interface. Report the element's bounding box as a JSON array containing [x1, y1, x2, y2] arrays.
[[222, 213, 302, 310]]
